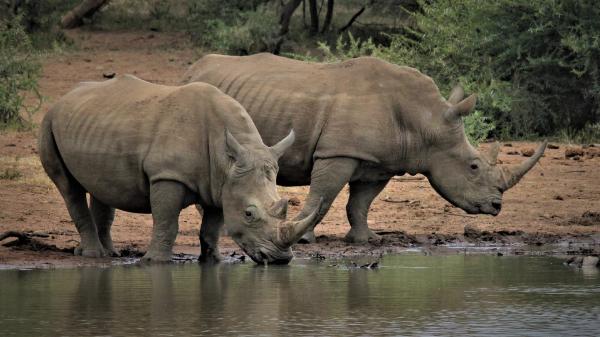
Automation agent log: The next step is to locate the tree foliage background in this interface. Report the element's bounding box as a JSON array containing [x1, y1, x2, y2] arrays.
[[1, 0, 599, 141]]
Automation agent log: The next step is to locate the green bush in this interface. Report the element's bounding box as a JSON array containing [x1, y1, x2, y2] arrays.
[[319, 0, 600, 140], [0, 15, 41, 129], [186, 0, 277, 54]]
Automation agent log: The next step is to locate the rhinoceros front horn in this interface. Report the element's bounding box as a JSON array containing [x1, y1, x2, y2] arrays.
[[278, 197, 323, 247], [499, 141, 547, 191], [270, 130, 296, 159]]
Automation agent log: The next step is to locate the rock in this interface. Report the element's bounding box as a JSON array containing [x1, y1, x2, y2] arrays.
[[547, 143, 560, 149], [503, 143, 513, 147], [585, 147, 600, 158], [582, 256, 599, 267], [103, 72, 116, 79], [464, 224, 481, 239], [507, 151, 519, 155], [521, 148, 535, 157], [566, 256, 600, 268], [553, 195, 564, 200], [288, 197, 301, 206], [565, 147, 584, 158]]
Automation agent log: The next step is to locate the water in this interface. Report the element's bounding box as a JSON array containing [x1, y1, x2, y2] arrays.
[[0, 254, 599, 336]]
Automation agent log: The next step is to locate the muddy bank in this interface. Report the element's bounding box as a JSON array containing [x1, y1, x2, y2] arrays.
[[1, 228, 598, 270]]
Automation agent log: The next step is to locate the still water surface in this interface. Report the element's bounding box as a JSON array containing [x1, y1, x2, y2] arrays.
[[0, 255, 599, 336]]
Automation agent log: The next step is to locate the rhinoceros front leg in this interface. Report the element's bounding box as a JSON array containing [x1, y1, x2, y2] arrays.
[[90, 195, 119, 257], [198, 206, 224, 264], [142, 180, 186, 263], [345, 179, 389, 243], [296, 157, 359, 243]]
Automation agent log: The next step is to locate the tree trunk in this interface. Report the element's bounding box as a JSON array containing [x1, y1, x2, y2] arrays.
[[279, 0, 303, 36], [308, 0, 319, 35], [60, 0, 109, 29], [339, 6, 365, 33], [321, 0, 334, 33], [275, 0, 303, 54]]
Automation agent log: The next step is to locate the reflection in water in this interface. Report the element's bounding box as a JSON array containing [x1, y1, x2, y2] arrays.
[[0, 255, 599, 336]]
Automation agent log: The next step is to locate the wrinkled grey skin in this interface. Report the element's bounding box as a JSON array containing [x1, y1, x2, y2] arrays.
[[39, 75, 320, 264], [183, 53, 546, 244]]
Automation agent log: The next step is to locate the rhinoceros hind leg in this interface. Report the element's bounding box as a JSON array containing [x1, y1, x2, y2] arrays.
[[296, 157, 359, 244], [90, 196, 119, 257], [344, 180, 389, 243], [198, 206, 224, 264], [142, 180, 186, 263], [39, 127, 106, 258]]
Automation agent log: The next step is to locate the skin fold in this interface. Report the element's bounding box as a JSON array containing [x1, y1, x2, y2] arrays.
[[183, 54, 546, 243]]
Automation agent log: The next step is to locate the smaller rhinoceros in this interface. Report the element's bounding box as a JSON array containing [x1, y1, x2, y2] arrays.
[[39, 75, 320, 264]]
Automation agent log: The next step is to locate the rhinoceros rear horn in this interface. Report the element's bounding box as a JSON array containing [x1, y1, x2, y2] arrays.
[[486, 142, 500, 165], [445, 94, 477, 121], [225, 129, 247, 164], [448, 85, 465, 104], [278, 197, 323, 247], [270, 129, 295, 159], [499, 141, 547, 191]]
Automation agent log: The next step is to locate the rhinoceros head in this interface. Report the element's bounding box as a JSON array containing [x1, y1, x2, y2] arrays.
[[425, 86, 546, 216], [221, 130, 321, 264]]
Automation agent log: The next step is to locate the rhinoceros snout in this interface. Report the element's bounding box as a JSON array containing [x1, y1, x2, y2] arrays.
[[250, 248, 293, 265]]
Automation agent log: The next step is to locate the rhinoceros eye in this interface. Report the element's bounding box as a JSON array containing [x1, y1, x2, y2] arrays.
[[244, 206, 259, 222]]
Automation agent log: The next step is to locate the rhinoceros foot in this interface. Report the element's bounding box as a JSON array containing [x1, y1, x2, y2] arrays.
[[199, 249, 222, 264], [297, 230, 316, 244], [344, 227, 381, 244], [99, 239, 120, 257], [74, 244, 109, 258], [141, 250, 173, 263]]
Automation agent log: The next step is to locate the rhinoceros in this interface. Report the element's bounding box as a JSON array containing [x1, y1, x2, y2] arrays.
[[183, 53, 546, 243], [39, 74, 320, 264]]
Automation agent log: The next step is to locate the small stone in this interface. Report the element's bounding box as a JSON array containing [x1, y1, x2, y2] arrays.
[[507, 151, 519, 155], [582, 256, 599, 267], [565, 147, 584, 158], [288, 197, 301, 206], [103, 72, 116, 79], [521, 148, 535, 157], [504, 143, 513, 147], [548, 144, 560, 149], [553, 195, 564, 200]]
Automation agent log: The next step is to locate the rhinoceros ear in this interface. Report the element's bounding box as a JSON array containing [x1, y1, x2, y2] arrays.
[[270, 129, 295, 159], [448, 85, 465, 104], [225, 129, 247, 163], [444, 94, 477, 121]]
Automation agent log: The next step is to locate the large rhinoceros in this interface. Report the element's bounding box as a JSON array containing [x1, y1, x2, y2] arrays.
[[39, 74, 320, 264], [183, 53, 546, 243]]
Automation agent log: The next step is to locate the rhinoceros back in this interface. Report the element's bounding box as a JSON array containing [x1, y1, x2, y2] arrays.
[[43, 75, 249, 211], [184, 54, 450, 184]]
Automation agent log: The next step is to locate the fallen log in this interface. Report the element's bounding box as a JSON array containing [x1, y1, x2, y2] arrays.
[[60, 0, 110, 29]]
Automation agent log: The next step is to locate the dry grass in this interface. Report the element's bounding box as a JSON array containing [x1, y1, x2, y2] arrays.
[[0, 155, 52, 187]]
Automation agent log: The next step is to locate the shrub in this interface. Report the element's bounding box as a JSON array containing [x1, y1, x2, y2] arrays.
[[0, 15, 41, 129], [319, 0, 600, 139], [185, 0, 278, 54]]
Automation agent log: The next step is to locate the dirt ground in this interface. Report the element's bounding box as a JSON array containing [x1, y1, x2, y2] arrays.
[[1, 31, 599, 268]]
